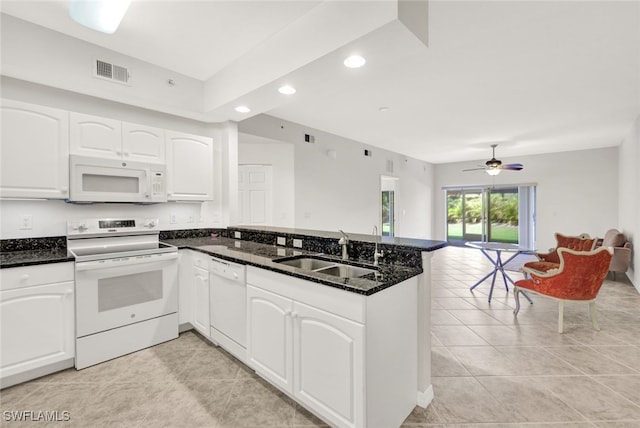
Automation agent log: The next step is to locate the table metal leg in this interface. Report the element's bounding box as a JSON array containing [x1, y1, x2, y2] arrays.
[[470, 248, 534, 304]]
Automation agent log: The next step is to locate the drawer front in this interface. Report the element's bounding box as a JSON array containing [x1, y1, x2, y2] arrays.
[[246, 266, 365, 323], [0, 262, 74, 291], [193, 252, 210, 270]]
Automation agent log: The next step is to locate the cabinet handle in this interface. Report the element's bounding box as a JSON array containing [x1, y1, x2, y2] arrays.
[[291, 312, 298, 319], [124, 152, 130, 157], [61, 187, 68, 194], [285, 310, 292, 317]]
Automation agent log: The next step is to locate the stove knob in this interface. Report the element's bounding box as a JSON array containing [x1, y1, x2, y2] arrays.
[[145, 220, 157, 228], [77, 224, 88, 232]]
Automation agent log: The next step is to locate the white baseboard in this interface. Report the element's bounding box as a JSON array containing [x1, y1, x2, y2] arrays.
[[416, 384, 434, 408]]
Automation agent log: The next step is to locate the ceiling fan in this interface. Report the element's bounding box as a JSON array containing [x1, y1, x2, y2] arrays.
[[463, 144, 524, 176]]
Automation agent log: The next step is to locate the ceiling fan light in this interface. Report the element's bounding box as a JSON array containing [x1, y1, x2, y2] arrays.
[[69, 0, 131, 34], [486, 168, 501, 176]]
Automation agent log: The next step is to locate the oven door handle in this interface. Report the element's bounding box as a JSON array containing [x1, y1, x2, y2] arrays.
[[75, 252, 178, 271]]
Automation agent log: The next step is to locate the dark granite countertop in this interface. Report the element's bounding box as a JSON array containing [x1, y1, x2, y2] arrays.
[[0, 248, 74, 268], [0, 237, 73, 269], [162, 236, 425, 296], [1, 228, 447, 295]]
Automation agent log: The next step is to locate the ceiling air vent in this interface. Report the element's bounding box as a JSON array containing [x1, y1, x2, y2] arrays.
[[95, 59, 131, 85]]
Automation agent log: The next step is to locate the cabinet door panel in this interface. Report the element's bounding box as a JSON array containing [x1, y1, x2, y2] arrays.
[[293, 301, 364, 428], [0, 282, 74, 378], [0, 100, 69, 199], [247, 285, 293, 393], [122, 122, 165, 163], [70, 112, 121, 158], [165, 131, 213, 201], [192, 266, 210, 337]]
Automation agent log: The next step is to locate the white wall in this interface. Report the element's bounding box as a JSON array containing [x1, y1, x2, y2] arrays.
[[0, 14, 205, 120], [0, 77, 235, 239], [239, 114, 435, 238], [618, 115, 639, 289], [434, 147, 619, 253], [238, 134, 295, 228]]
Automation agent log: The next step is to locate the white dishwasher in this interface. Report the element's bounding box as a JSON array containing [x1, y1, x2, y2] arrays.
[[209, 257, 247, 363]]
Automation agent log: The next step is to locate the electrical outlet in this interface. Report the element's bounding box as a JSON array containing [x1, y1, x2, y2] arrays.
[[293, 239, 303, 248], [170, 214, 177, 224], [277, 236, 286, 246], [234, 231, 242, 239], [20, 214, 33, 230]]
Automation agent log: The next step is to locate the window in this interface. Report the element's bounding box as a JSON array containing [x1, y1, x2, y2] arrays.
[[382, 190, 395, 236], [445, 185, 535, 246]]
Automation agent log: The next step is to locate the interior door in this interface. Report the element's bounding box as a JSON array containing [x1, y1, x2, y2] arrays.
[[239, 165, 273, 226]]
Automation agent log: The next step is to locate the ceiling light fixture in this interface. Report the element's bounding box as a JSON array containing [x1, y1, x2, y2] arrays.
[[235, 106, 251, 113], [344, 55, 366, 68], [278, 85, 296, 95], [69, 0, 131, 34], [486, 168, 501, 176]]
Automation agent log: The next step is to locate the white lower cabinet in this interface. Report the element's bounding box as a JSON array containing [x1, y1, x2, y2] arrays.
[[247, 266, 417, 428], [192, 253, 211, 337], [293, 300, 364, 427], [247, 285, 295, 392], [0, 263, 75, 388]]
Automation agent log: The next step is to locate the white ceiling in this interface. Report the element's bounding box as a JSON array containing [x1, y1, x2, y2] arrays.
[[1, 0, 639, 164]]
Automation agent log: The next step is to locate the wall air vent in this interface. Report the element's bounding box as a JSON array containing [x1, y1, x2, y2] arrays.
[[95, 59, 131, 85]]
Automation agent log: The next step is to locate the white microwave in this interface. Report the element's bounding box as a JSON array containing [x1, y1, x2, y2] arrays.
[[69, 155, 167, 203]]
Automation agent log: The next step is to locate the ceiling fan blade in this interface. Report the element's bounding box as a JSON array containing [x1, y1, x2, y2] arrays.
[[462, 167, 487, 171], [499, 163, 524, 171]]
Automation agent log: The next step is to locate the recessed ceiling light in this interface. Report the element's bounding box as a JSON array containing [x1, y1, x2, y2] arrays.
[[278, 85, 296, 95], [379, 106, 390, 112], [344, 55, 366, 68], [235, 106, 250, 113]]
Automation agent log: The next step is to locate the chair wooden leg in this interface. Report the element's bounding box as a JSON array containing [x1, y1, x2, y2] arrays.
[[589, 301, 600, 331], [558, 301, 564, 334], [513, 287, 521, 316]]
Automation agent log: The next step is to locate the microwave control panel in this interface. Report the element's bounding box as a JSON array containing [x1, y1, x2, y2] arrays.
[[151, 171, 165, 196]]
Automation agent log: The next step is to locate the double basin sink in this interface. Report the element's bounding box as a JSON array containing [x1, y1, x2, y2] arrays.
[[274, 255, 378, 279]]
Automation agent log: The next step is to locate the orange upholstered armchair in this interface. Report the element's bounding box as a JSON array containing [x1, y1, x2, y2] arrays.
[[514, 247, 613, 333], [523, 233, 597, 274]]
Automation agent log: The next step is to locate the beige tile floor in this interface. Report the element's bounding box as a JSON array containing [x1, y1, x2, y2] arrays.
[[2, 245, 640, 427]]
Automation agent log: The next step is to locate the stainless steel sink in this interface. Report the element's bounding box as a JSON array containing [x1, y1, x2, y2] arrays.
[[316, 264, 377, 278], [274, 256, 377, 278], [276, 258, 336, 271]]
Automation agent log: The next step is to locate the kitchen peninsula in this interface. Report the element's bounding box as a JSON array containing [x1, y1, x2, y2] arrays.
[[162, 225, 447, 428]]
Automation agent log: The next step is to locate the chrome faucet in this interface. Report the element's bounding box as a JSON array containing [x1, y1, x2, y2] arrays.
[[338, 230, 349, 260], [372, 225, 384, 266]]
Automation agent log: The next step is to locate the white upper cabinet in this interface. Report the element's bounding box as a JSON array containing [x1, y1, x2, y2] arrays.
[[70, 112, 121, 159], [1, 99, 70, 199], [122, 122, 165, 163], [70, 113, 165, 163], [166, 131, 214, 201]]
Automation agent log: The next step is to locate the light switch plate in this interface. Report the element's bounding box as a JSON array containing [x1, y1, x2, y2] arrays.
[[293, 239, 303, 248], [277, 236, 286, 246], [234, 231, 241, 239]]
